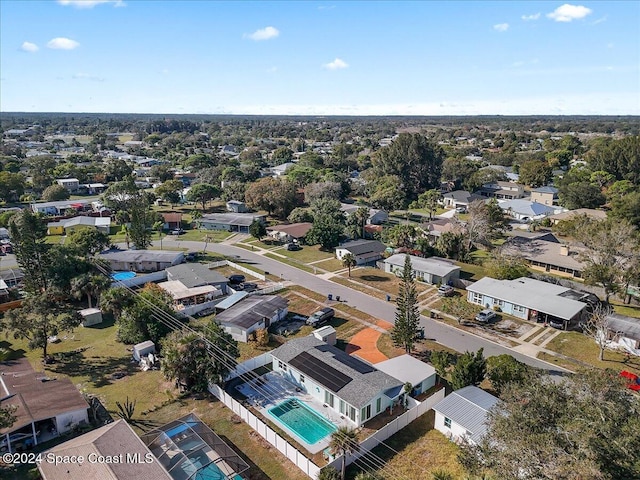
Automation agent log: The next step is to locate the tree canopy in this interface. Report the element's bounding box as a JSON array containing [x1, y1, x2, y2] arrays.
[[391, 255, 420, 353]]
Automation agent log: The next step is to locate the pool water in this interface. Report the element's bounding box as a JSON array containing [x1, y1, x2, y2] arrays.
[[268, 399, 336, 444], [112, 271, 136, 281]]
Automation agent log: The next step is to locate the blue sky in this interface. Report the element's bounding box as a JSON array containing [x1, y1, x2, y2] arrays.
[[1, 1, 638, 115]]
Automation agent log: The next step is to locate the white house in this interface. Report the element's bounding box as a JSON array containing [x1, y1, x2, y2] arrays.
[[270, 162, 295, 176], [216, 295, 288, 342], [478, 181, 525, 200], [99, 249, 184, 273], [226, 200, 249, 213], [442, 190, 485, 209], [335, 239, 386, 265], [197, 213, 266, 233], [433, 385, 499, 445], [374, 354, 437, 397], [384, 254, 461, 285], [498, 199, 563, 221], [466, 276, 588, 328], [340, 203, 389, 225], [266, 222, 313, 244], [270, 336, 404, 427]]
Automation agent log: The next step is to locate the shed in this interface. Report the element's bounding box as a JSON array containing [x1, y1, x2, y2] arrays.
[[79, 308, 103, 327], [312, 326, 337, 346], [374, 354, 437, 396], [133, 341, 156, 362]]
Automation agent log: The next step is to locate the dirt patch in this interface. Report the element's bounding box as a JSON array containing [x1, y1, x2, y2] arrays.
[[376, 320, 393, 331], [346, 328, 388, 364]]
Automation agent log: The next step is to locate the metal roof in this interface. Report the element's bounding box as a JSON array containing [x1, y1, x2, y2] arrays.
[[606, 313, 640, 341], [432, 386, 499, 444], [466, 277, 586, 321], [270, 336, 403, 408], [215, 291, 249, 310], [385, 254, 460, 277], [336, 239, 386, 256]]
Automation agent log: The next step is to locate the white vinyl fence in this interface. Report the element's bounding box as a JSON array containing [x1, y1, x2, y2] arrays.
[[209, 383, 322, 479], [207, 260, 266, 281], [327, 387, 446, 472], [225, 352, 272, 381]]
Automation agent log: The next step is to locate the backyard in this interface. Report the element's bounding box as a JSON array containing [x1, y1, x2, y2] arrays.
[[332, 267, 435, 301]]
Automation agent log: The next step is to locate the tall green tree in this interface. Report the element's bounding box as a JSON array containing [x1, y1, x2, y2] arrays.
[[9, 209, 50, 294], [67, 228, 111, 256], [517, 159, 552, 188], [71, 273, 111, 308], [341, 253, 356, 277], [463, 370, 640, 480], [245, 177, 298, 218], [4, 294, 82, 359], [328, 426, 360, 480], [450, 349, 486, 390], [161, 320, 239, 392], [100, 287, 135, 321], [186, 183, 220, 210], [410, 189, 442, 220], [306, 197, 345, 249], [0, 171, 26, 202], [155, 179, 184, 206], [371, 133, 444, 207], [391, 255, 420, 353], [249, 219, 267, 240], [128, 198, 155, 250], [485, 354, 535, 396]]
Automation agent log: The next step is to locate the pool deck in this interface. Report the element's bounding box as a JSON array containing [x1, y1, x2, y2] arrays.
[[235, 371, 354, 454]]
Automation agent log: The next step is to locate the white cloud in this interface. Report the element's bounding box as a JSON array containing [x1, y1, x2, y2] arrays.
[[591, 16, 607, 25], [323, 58, 348, 70], [47, 37, 80, 50], [493, 23, 509, 32], [21, 42, 39, 53], [244, 26, 279, 41], [521, 13, 541, 21], [547, 4, 592, 22], [57, 0, 125, 8]]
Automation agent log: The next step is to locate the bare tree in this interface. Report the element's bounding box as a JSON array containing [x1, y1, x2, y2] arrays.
[[581, 303, 614, 361]]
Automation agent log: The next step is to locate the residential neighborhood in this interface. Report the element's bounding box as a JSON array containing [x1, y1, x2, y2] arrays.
[[0, 112, 637, 480]]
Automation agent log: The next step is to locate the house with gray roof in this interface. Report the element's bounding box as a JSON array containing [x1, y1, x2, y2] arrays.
[[335, 239, 386, 265], [216, 295, 288, 343], [270, 336, 404, 427], [442, 190, 485, 209], [433, 385, 499, 445], [196, 213, 266, 233], [384, 254, 460, 285], [530, 186, 559, 206], [166, 263, 229, 291], [374, 354, 437, 397], [498, 199, 563, 221], [99, 249, 184, 273], [340, 203, 389, 225], [501, 237, 585, 279], [466, 276, 588, 327]]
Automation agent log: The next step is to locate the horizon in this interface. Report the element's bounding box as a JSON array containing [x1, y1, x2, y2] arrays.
[[1, 1, 639, 115]]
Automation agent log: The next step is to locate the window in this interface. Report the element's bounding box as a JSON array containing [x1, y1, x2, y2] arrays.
[[277, 361, 284, 370], [513, 304, 525, 313], [299, 374, 305, 384], [471, 292, 483, 304], [325, 392, 334, 408], [493, 299, 504, 307], [339, 399, 346, 414], [361, 405, 371, 422], [349, 406, 356, 422], [376, 397, 381, 414], [444, 417, 452, 428]]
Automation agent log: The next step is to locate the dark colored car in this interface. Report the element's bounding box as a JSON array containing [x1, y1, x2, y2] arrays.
[[240, 282, 258, 292], [229, 274, 246, 285], [306, 307, 335, 327], [549, 319, 565, 329], [287, 243, 302, 251]]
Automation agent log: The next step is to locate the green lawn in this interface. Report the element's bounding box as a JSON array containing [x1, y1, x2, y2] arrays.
[[544, 331, 640, 375], [311, 257, 345, 272], [276, 245, 333, 264], [455, 260, 487, 281], [611, 301, 640, 319], [264, 253, 315, 273]]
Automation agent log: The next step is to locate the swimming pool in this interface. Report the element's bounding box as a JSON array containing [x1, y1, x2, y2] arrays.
[[112, 271, 136, 281], [268, 399, 336, 444]]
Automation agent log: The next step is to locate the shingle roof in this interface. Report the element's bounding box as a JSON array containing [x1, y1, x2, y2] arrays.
[[99, 249, 183, 263], [199, 213, 263, 227], [433, 386, 499, 444], [38, 420, 172, 480], [166, 263, 228, 288], [385, 254, 460, 277], [270, 336, 403, 408], [216, 295, 288, 329], [337, 239, 386, 256], [466, 277, 586, 321], [266, 222, 313, 238]]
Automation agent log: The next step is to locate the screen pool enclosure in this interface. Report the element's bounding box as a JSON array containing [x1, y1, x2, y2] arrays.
[[268, 398, 337, 444]]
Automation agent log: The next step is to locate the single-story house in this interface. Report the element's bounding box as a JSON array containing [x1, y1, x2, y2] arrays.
[[530, 186, 559, 206], [80, 183, 107, 195], [271, 336, 404, 427], [216, 295, 289, 342], [166, 263, 229, 292], [384, 254, 460, 285], [31, 198, 98, 216], [157, 280, 223, 312], [141, 414, 249, 479], [478, 181, 525, 200], [38, 419, 173, 480], [498, 199, 562, 221], [374, 355, 437, 397], [47, 216, 111, 235], [226, 200, 249, 213], [79, 307, 103, 327], [197, 213, 266, 233], [604, 313, 640, 356], [99, 249, 184, 273], [55, 178, 80, 192], [501, 238, 585, 279], [547, 208, 608, 225], [270, 162, 295, 176], [0, 358, 89, 453], [335, 239, 386, 265], [340, 203, 389, 225], [424, 218, 460, 239], [433, 385, 499, 445], [466, 276, 588, 327], [162, 212, 182, 230], [266, 222, 313, 244], [442, 190, 486, 209]]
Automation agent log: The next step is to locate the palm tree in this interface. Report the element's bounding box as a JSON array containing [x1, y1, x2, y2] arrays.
[[341, 253, 357, 277], [329, 426, 360, 480], [71, 274, 111, 308], [100, 287, 133, 321], [432, 470, 454, 480]]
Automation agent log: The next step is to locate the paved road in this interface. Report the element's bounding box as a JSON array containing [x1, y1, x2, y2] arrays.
[[162, 238, 569, 376]]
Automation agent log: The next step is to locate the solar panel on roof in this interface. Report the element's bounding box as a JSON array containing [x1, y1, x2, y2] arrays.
[[315, 345, 376, 374], [289, 351, 352, 393]]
